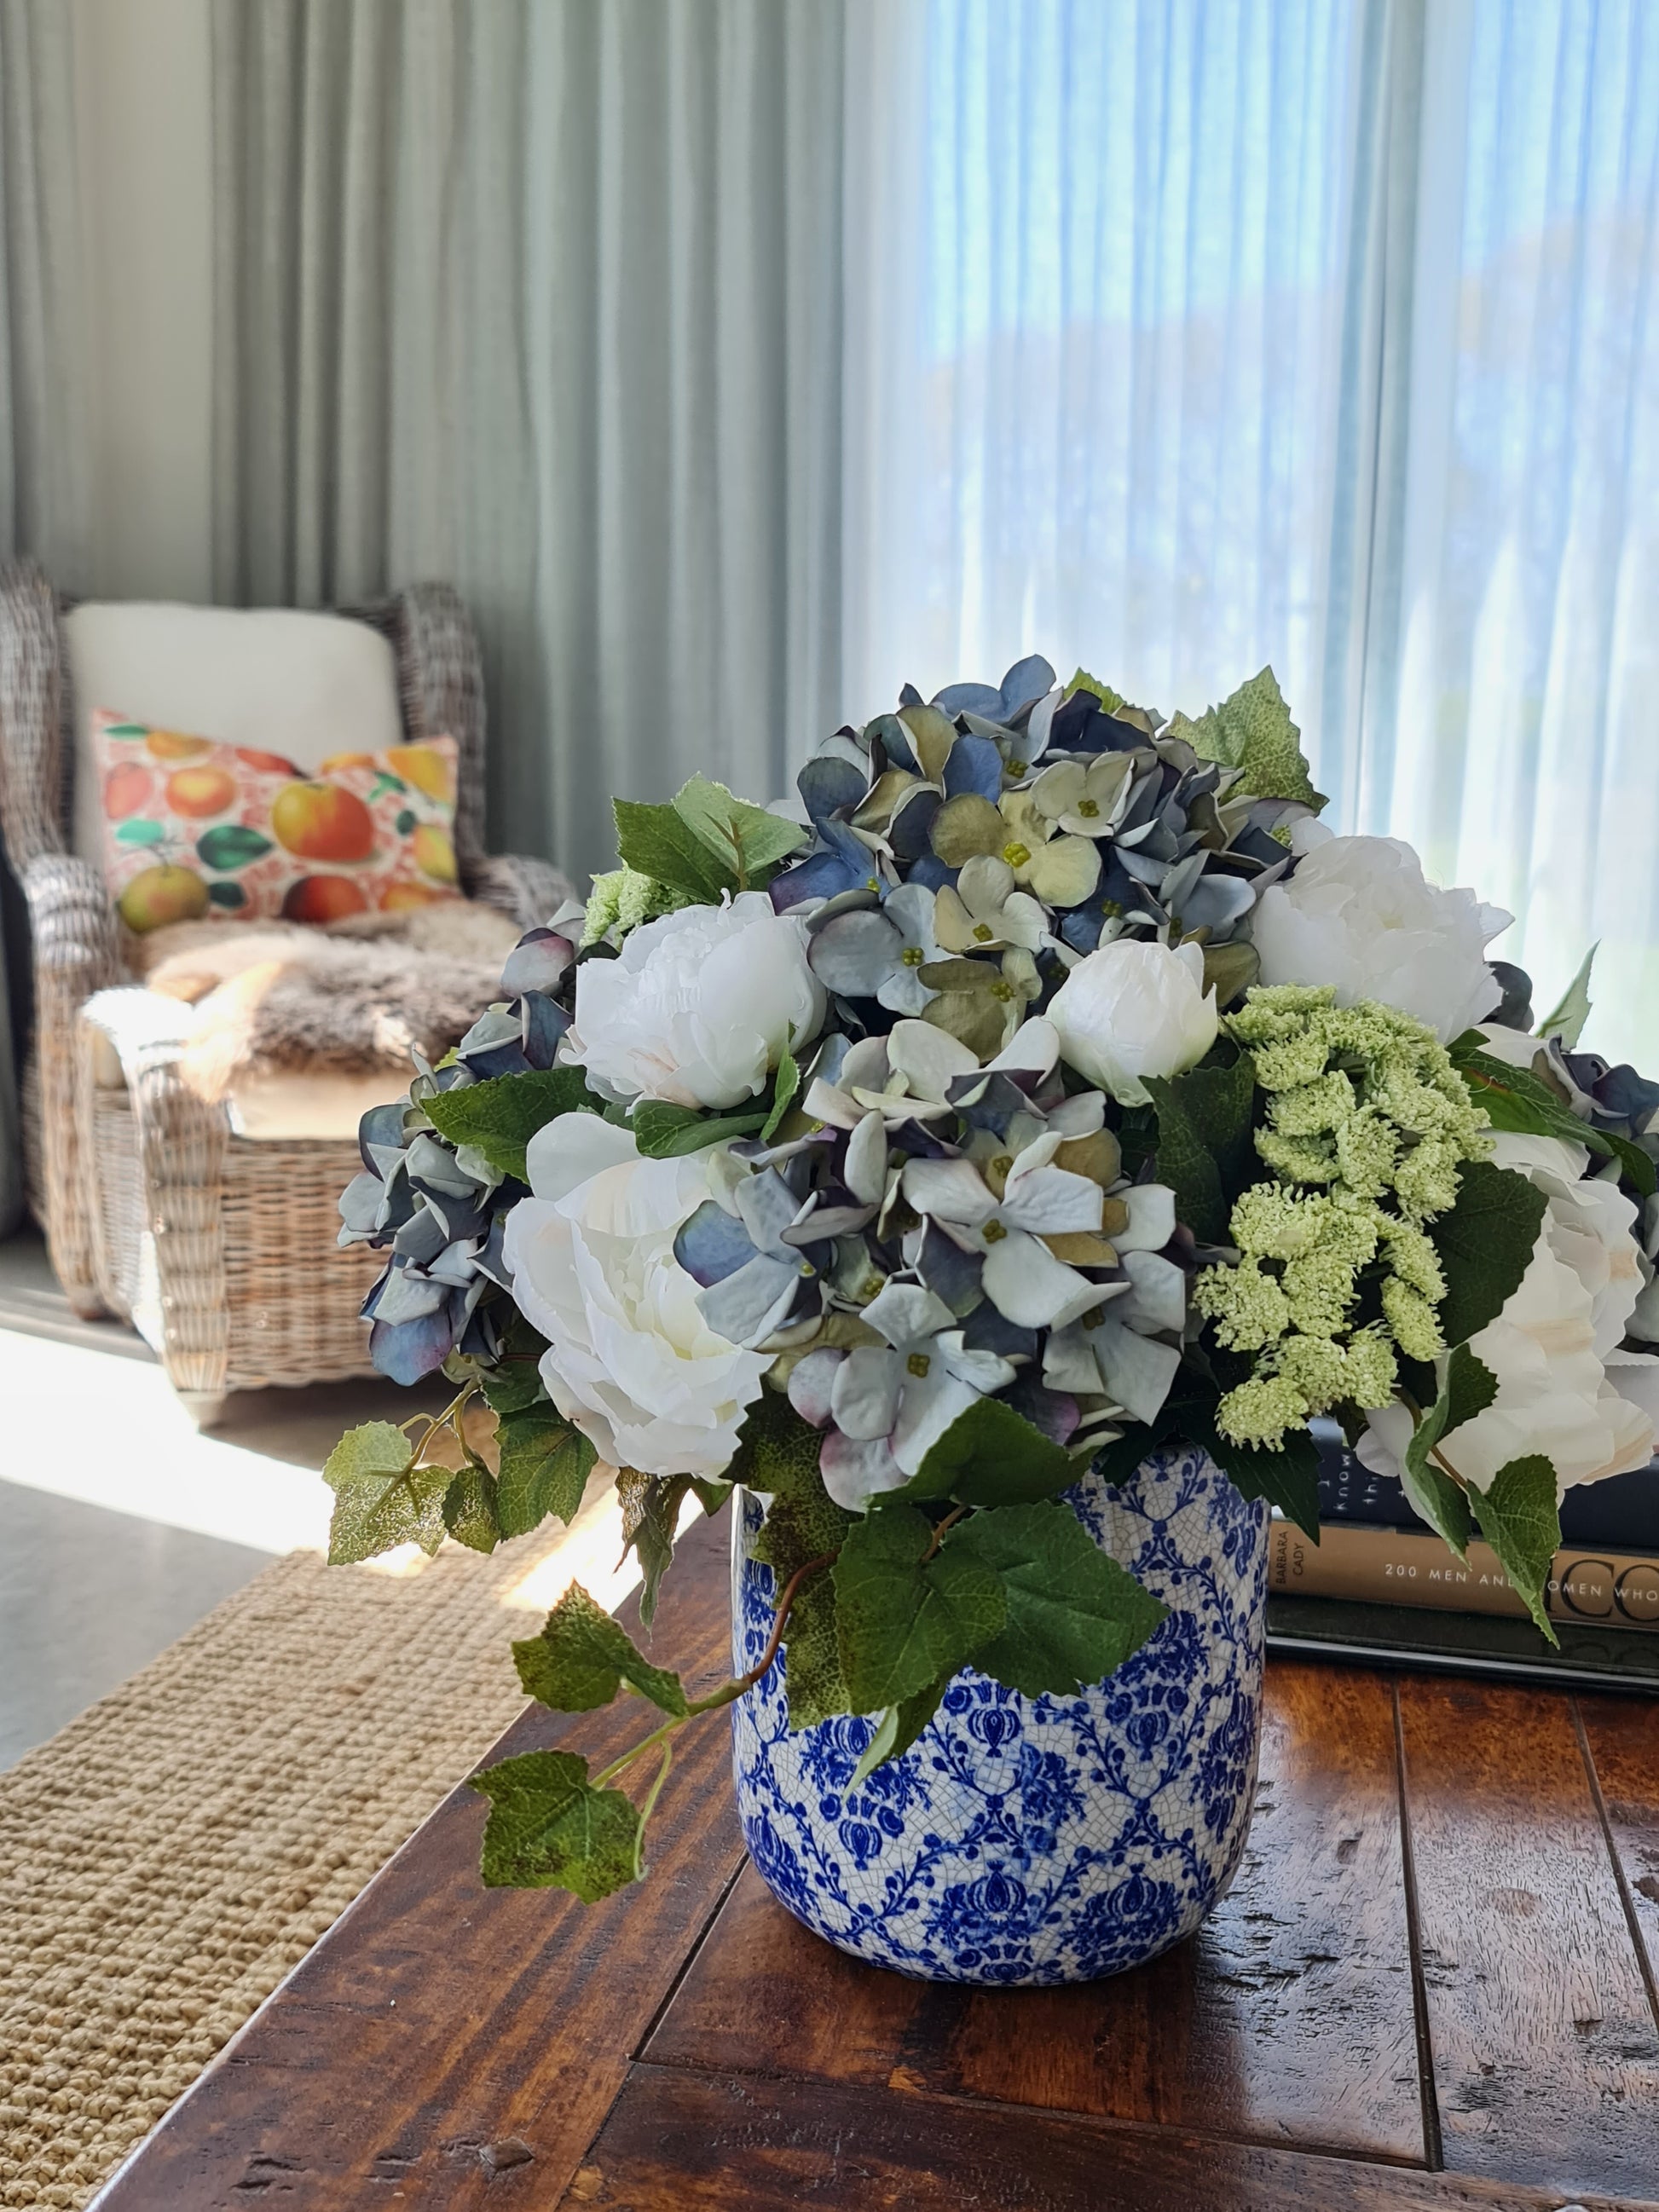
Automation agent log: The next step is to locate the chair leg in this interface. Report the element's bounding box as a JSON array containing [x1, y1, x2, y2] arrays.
[[177, 1390, 228, 1430]]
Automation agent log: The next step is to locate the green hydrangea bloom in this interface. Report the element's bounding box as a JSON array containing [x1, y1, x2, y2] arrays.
[[581, 867, 694, 949], [1198, 985, 1489, 1450]]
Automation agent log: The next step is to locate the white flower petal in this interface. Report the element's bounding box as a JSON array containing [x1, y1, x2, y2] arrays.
[[1091, 1317, 1183, 1426], [786, 1348, 844, 1429], [982, 1227, 1100, 1330], [1119, 1250, 1188, 1334], [523, 1112, 638, 1204], [887, 1018, 980, 1101], [903, 1155, 998, 1227], [820, 1429, 907, 1511], [844, 1111, 890, 1206], [892, 1364, 982, 1475], [831, 1347, 905, 1441], [863, 1279, 957, 1348], [1114, 1183, 1177, 1252]]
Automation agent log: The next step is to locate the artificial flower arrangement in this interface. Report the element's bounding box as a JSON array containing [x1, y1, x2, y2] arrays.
[[326, 660, 1659, 1914]]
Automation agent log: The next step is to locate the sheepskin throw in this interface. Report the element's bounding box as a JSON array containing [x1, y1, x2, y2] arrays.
[[131, 904, 523, 1101]]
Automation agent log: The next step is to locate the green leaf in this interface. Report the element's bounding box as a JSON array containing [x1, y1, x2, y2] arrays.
[[472, 1748, 645, 1899], [945, 1500, 1168, 1700], [614, 797, 737, 903], [754, 1485, 855, 1729], [1199, 1420, 1321, 1542], [760, 1047, 800, 1141], [1065, 667, 1130, 716], [1469, 1454, 1562, 1644], [631, 1100, 768, 1158], [1432, 1160, 1548, 1347], [893, 1397, 1078, 1509], [850, 1678, 948, 1787], [1448, 1042, 1653, 1192], [422, 1066, 602, 1184], [323, 1422, 450, 1562], [442, 1464, 503, 1554], [512, 1580, 687, 1717], [1168, 667, 1327, 808], [1399, 1347, 1488, 1559], [672, 773, 807, 886], [1538, 944, 1596, 1049], [724, 1388, 829, 1500], [479, 1357, 550, 1419], [195, 823, 273, 870], [114, 817, 165, 846], [1144, 1046, 1258, 1246], [616, 1470, 691, 1628], [495, 1408, 596, 1537], [833, 1505, 1005, 1712]]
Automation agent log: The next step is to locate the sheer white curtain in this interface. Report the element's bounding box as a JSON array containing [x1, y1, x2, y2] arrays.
[[842, 0, 1659, 1067]]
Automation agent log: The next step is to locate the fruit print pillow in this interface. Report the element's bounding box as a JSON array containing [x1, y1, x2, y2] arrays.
[[92, 711, 463, 933]]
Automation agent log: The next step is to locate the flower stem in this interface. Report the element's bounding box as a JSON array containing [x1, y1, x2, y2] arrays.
[[590, 1550, 835, 1792]]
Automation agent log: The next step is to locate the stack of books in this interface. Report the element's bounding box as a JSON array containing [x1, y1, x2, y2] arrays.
[[1264, 1423, 1659, 1692]]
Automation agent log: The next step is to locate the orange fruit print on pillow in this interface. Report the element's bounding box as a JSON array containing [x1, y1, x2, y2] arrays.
[[92, 712, 465, 932]]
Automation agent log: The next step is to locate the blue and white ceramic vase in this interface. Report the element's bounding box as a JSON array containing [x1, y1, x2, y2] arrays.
[[730, 1440, 1269, 1984]]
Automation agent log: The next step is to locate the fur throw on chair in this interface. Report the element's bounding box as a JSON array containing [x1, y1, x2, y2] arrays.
[[131, 904, 523, 1102]]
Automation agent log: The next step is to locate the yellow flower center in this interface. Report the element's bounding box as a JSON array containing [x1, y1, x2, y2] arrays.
[[864, 875, 880, 893], [991, 1156, 1013, 1178], [982, 1221, 1008, 1244], [1077, 797, 1100, 817], [973, 921, 994, 942], [901, 945, 925, 966], [799, 1260, 814, 1276], [1009, 759, 1027, 776], [991, 980, 1014, 1001], [1080, 1305, 1107, 1331], [1002, 840, 1032, 869], [907, 1352, 931, 1377]]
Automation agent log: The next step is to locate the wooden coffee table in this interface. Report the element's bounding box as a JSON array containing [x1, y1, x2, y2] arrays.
[[93, 1509, 1659, 2209]]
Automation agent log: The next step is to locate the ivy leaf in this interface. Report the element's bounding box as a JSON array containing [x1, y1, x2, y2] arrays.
[[1538, 944, 1596, 1049], [614, 796, 737, 902], [631, 1100, 769, 1158], [422, 1066, 602, 1184], [495, 1408, 597, 1538], [833, 1505, 1005, 1712], [724, 1388, 828, 1500], [616, 1469, 697, 1628], [1470, 1454, 1562, 1644], [760, 1047, 800, 1141], [672, 773, 807, 886], [893, 1397, 1078, 1509], [512, 1580, 687, 1717], [323, 1422, 450, 1562], [1432, 1160, 1548, 1346], [442, 1464, 503, 1554], [472, 1748, 645, 1899], [1144, 1046, 1257, 1246], [946, 1500, 1167, 1700], [754, 1486, 855, 1729], [1168, 667, 1327, 809], [849, 1678, 949, 1788]]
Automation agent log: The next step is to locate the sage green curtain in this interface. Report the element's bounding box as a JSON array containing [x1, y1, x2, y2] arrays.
[[0, 0, 86, 1235], [210, 0, 847, 882]]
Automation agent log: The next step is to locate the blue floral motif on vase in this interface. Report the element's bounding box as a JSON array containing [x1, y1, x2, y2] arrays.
[[729, 1440, 1269, 1985]]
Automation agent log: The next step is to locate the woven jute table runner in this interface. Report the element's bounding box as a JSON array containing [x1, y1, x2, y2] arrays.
[[0, 1481, 627, 2210]]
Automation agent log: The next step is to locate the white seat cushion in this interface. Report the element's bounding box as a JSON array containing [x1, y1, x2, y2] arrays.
[[66, 602, 403, 866]]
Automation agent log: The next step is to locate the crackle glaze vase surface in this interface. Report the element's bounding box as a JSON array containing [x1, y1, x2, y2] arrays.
[[730, 1441, 1270, 1984]]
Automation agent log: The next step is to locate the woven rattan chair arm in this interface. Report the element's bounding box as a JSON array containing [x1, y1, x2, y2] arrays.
[[465, 850, 576, 932], [20, 852, 120, 985]]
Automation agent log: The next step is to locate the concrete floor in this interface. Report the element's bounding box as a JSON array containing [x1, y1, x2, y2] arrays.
[[0, 1226, 448, 1770]]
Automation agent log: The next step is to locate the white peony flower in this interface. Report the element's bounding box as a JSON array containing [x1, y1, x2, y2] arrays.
[[1360, 1130, 1658, 1498], [569, 891, 825, 1110], [501, 1112, 768, 1480], [1250, 826, 1511, 1042], [1047, 939, 1218, 1106]]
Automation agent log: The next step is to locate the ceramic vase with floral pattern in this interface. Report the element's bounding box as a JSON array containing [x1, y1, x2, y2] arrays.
[[730, 1440, 1269, 1984]]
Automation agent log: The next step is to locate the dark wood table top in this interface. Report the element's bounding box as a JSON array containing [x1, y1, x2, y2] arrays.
[[94, 1508, 1659, 2210]]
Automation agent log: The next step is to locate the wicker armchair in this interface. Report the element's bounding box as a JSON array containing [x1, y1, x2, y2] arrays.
[[0, 560, 568, 1421]]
